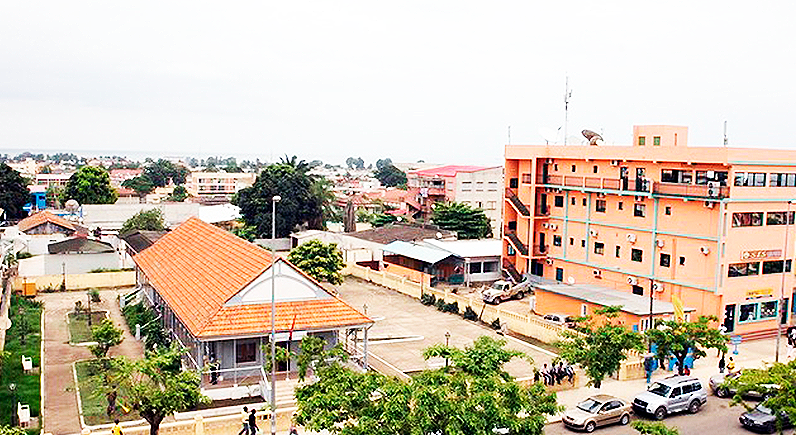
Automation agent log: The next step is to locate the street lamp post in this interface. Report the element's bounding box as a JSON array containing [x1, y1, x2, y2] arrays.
[[775, 200, 793, 363], [9, 383, 16, 426], [445, 331, 451, 368], [270, 194, 280, 435]]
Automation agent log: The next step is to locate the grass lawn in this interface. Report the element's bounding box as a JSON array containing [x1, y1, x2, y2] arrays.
[[0, 296, 42, 428], [74, 360, 138, 426], [67, 311, 108, 343]]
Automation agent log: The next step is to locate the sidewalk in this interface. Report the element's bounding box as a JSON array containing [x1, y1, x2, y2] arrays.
[[549, 336, 792, 422]]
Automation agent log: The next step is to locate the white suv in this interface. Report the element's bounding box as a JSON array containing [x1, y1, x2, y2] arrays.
[[632, 375, 707, 420]]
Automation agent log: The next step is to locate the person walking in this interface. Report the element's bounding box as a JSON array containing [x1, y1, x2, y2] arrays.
[[238, 406, 250, 435], [787, 327, 796, 360], [112, 419, 123, 435], [248, 408, 258, 434], [644, 356, 654, 384], [718, 354, 726, 373], [727, 356, 736, 373]]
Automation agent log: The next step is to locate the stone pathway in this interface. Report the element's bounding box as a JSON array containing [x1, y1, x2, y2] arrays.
[[40, 288, 144, 435]]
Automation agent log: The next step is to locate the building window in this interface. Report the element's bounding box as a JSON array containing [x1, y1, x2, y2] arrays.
[[760, 301, 778, 319], [632, 285, 644, 295], [554, 195, 564, 207], [696, 170, 729, 185], [469, 262, 482, 274], [580, 304, 588, 316], [770, 173, 796, 187], [596, 199, 606, 213], [766, 211, 795, 225], [507, 245, 515, 255], [555, 268, 564, 282], [631, 248, 643, 262], [732, 212, 763, 227], [571, 197, 576, 205], [569, 237, 575, 245], [509, 178, 519, 188], [679, 256, 686, 266], [581, 239, 586, 248], [653, 136, 661, 146], [571, 165, 576, 172], [728, 262, 760, 277], [665, 206, 672, 215], [594, 242, 605, 255], [618, 201, 623, 210], [661, 169, 693, 184], [734, 172, 767, 187], [593, 165, 598, 173], [638, 136, 646, 146], [521, 173, 532, 184], [582, 198, 587, 206], [553, 235, 562, 247], [483, 261, 498, 272], [554, 164, 559, 171], [739, 303, 758, 323], [660, 253, 671, 267], [762, 260, 792, 274], [236, 341, 257, 364], [615, 246, 621, 258], [634, 203, 646, 217]]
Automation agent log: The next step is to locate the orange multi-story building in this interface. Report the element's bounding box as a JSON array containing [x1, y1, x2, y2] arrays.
[[504, 125, 796, 336]]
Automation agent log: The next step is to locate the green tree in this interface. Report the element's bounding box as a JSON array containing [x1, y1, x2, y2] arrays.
[[63, 166, 118, 204], [373, 163, 407, 187], [645, 316, 727, 376], [142, 160, 190, 187], [631, 420, 680, 435], [310, 177, 336, 229], [0, 425, 27, 435], [45, 186, 63, 208], [166, 185, 188, 202], [89, 319, 124, 359], [233, 155, 323, 238], [288, 240, 345, 285], [0, 163, 31, 219], [111, 346, 208, 435], [120, 209, 166, 235], [122, 175, 155, 200], [431, 202, 492, 239], [295, 336, 558, 435], [725, 360, 796, 435], [555, 306, 645, 388], [369, 212, 398, 227]]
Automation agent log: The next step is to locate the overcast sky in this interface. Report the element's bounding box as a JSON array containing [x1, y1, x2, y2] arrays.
[[2, 1, 795, 166]]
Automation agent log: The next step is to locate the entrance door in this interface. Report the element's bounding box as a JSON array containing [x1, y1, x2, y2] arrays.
[[723, 304, 736, 333], [541, 163, 549, 184], [540, 194, 548, 215], [635, 168, 646, 192], [555, 267, 564, 282], [538, 232, 546, 253], [620, 167, 629, 190], [530, 259, 543, 276], [781, 298, 790, 325]]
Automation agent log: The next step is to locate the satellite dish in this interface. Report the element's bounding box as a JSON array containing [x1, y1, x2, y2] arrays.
[[538, 127, 560, 145], [582, 130, 604, 146], [65, 199, 80, 213], [567, 277, 575, 285]]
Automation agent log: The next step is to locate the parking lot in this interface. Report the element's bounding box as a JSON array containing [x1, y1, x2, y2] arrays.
[[336, 277, 556, 379]]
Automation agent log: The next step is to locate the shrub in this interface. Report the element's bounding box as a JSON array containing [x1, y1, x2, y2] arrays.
[[462, 306, 478, 321], [74, 300, 83, 314], [434, 298, 446, 311], [443, 302, 459, 315], [122, 302, 171, 351], [491, 318, 502, 330], [420, 293, 436, 306], [15, 252, 32, 260], [88, 289, 100, 302]]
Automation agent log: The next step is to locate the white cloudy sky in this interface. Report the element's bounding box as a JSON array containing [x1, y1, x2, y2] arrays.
[[1, 1, 795, 165]]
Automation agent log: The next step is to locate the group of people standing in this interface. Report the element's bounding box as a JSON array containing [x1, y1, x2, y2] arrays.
[[238, 407, 300, 435], [534, 362, 575, 386]]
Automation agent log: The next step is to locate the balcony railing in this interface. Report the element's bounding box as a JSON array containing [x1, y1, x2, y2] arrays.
[[538, 174, 651, 193], [532, 244, 549, 257], [503, 227, 529, 256], [505, 188, 531, 217], [653, 182, 728, 199]]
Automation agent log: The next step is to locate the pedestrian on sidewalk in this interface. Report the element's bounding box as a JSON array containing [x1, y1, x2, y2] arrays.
[[718, 354, 726, 373], [289, 412, 300, 435], [644, 356, 653, 384], [248, 408, 259, 434], [787, 327, 796, 360], [727, 357, 736, 373], [238, 406, 250, 435], [112, 419, 123, 435]]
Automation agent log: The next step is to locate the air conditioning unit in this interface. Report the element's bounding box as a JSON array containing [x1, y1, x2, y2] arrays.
[[656, 239, 665, 248], [627, 276, 639, 286], [610, 160, 620, 166], [593, 269, 602, 277], [549, 223, 558, 230], [545, 258, 554, 265], [700, 246, 711, 255], [652, 282, 664, 292], [706, 170, 715, 178], [597, 192, 607, 198], [707, 181, 718, 198], [704, 201, 715, 209], [542, 222, 549, 229], [626, 233, 637, 243], [589, 229, 599, 237]]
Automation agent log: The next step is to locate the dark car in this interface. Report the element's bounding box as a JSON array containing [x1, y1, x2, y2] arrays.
[[739, 404, 792, 433]]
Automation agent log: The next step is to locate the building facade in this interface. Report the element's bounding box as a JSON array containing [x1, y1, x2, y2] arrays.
[[186, 171, 256, 197], [504, 125, 796, 336], [407, 165, 504, 236]]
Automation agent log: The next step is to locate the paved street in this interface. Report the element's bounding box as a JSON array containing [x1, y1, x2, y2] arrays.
[[336, 277, 556, 379]]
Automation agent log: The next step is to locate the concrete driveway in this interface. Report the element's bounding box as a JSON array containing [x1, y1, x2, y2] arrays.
[[336, 277, 556, 379]]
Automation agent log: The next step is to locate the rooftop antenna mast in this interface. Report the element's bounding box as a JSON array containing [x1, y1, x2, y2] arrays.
[[508, 125, 511, 145], [723, 120, 728, 146], [564, 76, 572, 145]]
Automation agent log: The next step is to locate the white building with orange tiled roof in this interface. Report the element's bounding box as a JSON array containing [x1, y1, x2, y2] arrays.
[[131, 216, 372, 399]]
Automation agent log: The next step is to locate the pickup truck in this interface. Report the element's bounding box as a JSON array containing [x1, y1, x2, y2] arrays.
[[482, 280, 532, 304]]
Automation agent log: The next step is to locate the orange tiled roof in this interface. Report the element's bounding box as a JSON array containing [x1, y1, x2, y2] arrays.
[[18, 211, 76, 233], [134, 217, 371, 338]]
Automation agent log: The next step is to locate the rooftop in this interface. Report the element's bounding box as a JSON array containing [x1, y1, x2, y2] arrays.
[[120, 230, 169, 254], [420, 238, 502, 258], [18, 211, 76, 233], [350, 222, 455, 245], [409, 165, 498, 177], [383, 240, 457, 265], [48, 237, 115, 254]]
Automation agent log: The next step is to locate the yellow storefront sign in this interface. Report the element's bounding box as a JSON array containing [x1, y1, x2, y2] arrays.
[[745, 288, 774, 299]]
